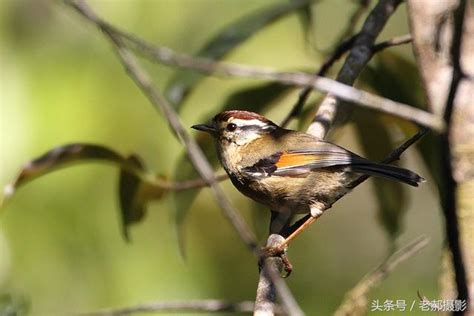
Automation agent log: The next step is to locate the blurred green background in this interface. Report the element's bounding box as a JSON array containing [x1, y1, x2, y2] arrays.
[[0, 0, 443, 315]]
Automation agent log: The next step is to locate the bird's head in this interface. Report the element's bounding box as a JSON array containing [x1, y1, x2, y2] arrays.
[[192, 110, 278, 146]]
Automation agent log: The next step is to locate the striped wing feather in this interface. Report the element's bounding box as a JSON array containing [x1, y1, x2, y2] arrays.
[[242, 146, 424, 186]]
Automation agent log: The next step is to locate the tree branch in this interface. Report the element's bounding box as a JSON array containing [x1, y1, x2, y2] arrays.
[[67, 0, 257, 253], [155, 173, 227, 191], [255, 235, 304, 316], [90, 15, 444, 133], [259, 1, 418, 313], [334, 236, 429, 316], [280, 33, 412, 128], [262, 129, 427, 314], [286, 127, 429, 240], [66, 1, 303, 314], [79, 299, 267, 315], [347, 127, 429, 189], [407, 0, 474, 310], [372, 34, 412, 53], [280, 34, 357, 128], [258, 1, 419, 312], [65, 2, 438, 315], [307, 0, 403, 139]]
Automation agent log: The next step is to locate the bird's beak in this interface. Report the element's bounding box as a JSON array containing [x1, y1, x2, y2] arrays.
[[191, 123, 217, 134]]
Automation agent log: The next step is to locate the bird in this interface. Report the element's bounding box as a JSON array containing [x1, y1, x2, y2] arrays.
[[192, 110, 424, 257]]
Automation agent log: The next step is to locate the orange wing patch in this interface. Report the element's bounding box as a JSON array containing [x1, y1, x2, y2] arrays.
[[275, 152, 330, 169]]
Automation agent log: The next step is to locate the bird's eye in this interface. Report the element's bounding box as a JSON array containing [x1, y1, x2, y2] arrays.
[[226, 123, 237, 131]]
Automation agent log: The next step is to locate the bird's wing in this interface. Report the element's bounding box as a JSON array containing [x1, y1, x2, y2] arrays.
[[242, 144, 366, 178]]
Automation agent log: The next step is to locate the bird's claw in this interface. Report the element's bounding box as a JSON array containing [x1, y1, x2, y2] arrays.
[[258, 245, 293, 278]]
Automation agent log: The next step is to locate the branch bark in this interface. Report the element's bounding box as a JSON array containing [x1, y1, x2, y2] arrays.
[[307, 0, 403, 139], [80, 299, 265, 315], [258, 1, 416, 313], [334, 236, 429, 316], [66, 1, 302, 314], [407, 1, 474, 313], [96, 17, 444, 133], [280, 33, 412, 128], [64, 2, 442, 315]]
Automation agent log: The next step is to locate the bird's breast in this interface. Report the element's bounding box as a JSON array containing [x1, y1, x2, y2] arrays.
[[230, 168, 351, 214]]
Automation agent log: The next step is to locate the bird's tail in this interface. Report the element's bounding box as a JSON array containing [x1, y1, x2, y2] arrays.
[[351, 162, 425, 187]]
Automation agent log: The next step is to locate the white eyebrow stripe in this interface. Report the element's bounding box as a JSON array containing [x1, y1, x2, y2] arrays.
[[230, 118, 269, 127]]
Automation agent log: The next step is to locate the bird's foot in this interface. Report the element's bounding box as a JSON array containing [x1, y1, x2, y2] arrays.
[[258, 245, 293, 278]]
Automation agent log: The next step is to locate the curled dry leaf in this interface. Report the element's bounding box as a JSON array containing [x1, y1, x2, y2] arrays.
[[2, 143, 165, 240]]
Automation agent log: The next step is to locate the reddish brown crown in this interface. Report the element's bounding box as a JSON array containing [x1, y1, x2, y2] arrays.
[[214, 110, 271, 124]]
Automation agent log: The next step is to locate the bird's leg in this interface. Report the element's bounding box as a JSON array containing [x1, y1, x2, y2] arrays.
[[266, 207, 324, 254], [259, 211, 294, 277], [269, 210, 292, 234], [260, 208, 324, 276]]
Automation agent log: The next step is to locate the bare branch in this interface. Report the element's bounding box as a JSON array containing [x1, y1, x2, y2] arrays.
[[66, 0, 257, 252], [255, 235, 304, 316], [307, 0, 403, 138], [280, 35, 357, 127], [372, 34, 412, 52], [288, 127, 429, 240], [255, 236, 281, 316], [407, 0, 473, 309], [156, 173, 228, 191], [66, 1, 303, 314], [280, 33, 412, 128], [79, 299, 263, 315], [334, 236, 429, 316], [90, 15, 444, 133], [259, 2, 420, 313], [64, 2, 437, 315], [346, 127, 429, 189]]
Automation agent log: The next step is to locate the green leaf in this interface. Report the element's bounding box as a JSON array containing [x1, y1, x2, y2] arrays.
[[0, 292, 30, 316], [118, 155, 165, 241], [1, 143, 164, 241], [3, 144, 139, 201], [353, 112, 406, 239], [166, 0, 314, 107], [118, 156, 146, 241], [293, 0, 316, 43]]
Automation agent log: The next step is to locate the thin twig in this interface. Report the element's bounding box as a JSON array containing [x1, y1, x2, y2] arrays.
[[156, 173, 228, 191], [67, 1, 303, 315], [372, 34, 412, 52], [260, 2, 416, 313], [307, 0, 403, 139], [79, 299, 266, 315], [285, 127, 429, 239], [347, 127, 429, 189], [66, 0, 257, 253], [280, 35, 357, 127], [280, 33, 412, 128], [334, 236, 430, 316], [90, 16, 444, 133]]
